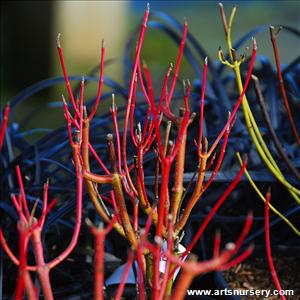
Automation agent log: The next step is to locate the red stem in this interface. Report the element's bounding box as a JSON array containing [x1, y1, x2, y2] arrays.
[[79, 77, 85, 142], [47, 145, 83, 269], [137, 61, 151, 105], [141, 61, 154, 104], [134, 200, 138, 232], [144, 206, 155, 236], [15, 222, 36, 300], [32, 226, 54, 300], [220, 244, 254, 270], [16, 166, 30, 220], [270, 28, 300, 146], [110, 98, 122, 173], [122, 5, 149, 197], [89, 39, 105, 121], [37, 199, 57, 228], [156, 160, 171, 237], [185, 160, 247, 255], [158, 217, 174, 300], [198, 57, 208, 156], [265, 190, 286, 300], [158, 65, 173, 114], [148, 65, 173, 161], [168, 159, 247, 280], [62, 96, 74, 146], [89, 144, 111, 175], [94, 233, 105, 300], [227, 212, 253, 258], [135, 245, 145, 300], [152, 244, 161, 300], [11, 194, 24, 219], [137, 146, 150, 207], [64, 99, 111, 175], [56, 34, 79, 116], [74, 97, 80, 124], [114, 252, 135, 300], [129, 76, 138, 147], [110, 191, 121, 224], [88, 217, 116, 300], [0, 103, 10, 151], [153, 160, 171, 298], [63, 102, 111, 175], [166, 20, 188, 106], [202, 123, 231, 192], [206, 152, 217, 171], [169, 85, 191, 162]]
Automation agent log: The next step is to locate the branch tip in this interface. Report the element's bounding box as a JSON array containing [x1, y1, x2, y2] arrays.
[[154, 235, 163, 246], [56, 33, 61, 48], [107, 133, 113, 141], [183, 17, 188, 27], [190, 112, 196, 122], [242, 153, 248, 164], [140, 228, 146, 236], [111, 93, 116, 111], [231, 48, 237, 62], [61, 94, 67, 105], [218, 47, 226, 62], [225, 242, 235, 251], [251, 74, 258, 81], [85, 218, 94, 228], [252, 37, 257, 50], [142, 59, 148, 69]]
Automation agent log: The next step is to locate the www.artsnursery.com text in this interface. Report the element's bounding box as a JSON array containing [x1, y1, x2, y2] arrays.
[[186, 288, 294, 298]]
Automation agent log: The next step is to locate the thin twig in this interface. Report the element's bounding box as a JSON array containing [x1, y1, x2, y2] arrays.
[[252, 75, 300, 180]]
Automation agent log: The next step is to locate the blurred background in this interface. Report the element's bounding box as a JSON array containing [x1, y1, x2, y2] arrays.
[[1, 0, 299, 124]]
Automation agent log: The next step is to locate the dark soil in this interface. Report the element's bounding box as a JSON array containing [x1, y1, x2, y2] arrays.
[[223, 255, 300, 300]]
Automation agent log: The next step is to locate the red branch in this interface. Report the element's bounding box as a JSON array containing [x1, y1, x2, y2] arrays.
[[265, 189, 286, 300], [0, 103, 10, 151], [56, 34, 79, 116], [270, 27, 300, 146], [87, 217, 116, 300], [89, 39, 106, 121], [198, 57, 208, 156]]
